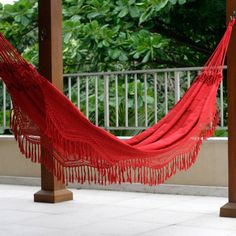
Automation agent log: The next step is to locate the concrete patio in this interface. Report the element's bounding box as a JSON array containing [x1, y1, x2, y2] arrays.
[[0, 184, 236, 236]]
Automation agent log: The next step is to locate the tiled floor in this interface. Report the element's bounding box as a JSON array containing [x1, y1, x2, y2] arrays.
[[0, 184, 235, 236]]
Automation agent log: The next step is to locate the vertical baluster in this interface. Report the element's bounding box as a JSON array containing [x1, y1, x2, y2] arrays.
[[77, 76, 80, 109], [187, 71, 191, 88], [115, 75, 119, 127], [104, 75, 110, 129], [154, 73, 158, 123], [220, 80, 224, 127], [3, 83, 6, 131], [68, 77, 72, 101], [86, 76, 89, 118], [174, 72, 180, 103], [10, 99, 12, 128], [144, 73, 148, 127], [95, 76, 98, 126], [164, 72, 168, 114], [125, 74, 128, 128], [134, 74, 138, 127]]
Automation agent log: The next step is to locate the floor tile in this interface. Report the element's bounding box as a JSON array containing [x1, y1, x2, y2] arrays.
[[159, 195, 226, 214], [181, 213, 236, 231], [113, 193, 191, 210], [0, 209, 46, 225], [69, 219, 166, 236], [137, 225, 235, 236], [121, 208, 203, 224], [0, 224, 66, 236]]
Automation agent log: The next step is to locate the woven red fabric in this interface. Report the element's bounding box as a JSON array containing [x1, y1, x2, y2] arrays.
[[0, 19, 234, 185]]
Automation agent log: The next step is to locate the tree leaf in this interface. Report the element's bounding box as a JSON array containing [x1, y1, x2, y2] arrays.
[[118, 7, 128, 18], [87, 12, 100, 19], [102, 40, 110, 47], [129, 6, 139, 18], [155, 0, 169, 12], [178, 0, 186, 5], [142, 51, 150, 63], [64, 32, 72, 44], [139, 7, 153, 24], [128, 0, 136, 5], [119, 53, 128, 61]]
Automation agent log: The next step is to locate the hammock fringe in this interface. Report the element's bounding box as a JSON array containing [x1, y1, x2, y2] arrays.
[[10, 108, 219, 186]]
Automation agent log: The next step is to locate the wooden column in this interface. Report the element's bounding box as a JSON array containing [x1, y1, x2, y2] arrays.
[[34, 0, 73, 203], [220, 2, 236, 217]]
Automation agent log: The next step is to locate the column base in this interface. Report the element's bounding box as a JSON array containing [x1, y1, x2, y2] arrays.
[[220, 202, 236, 218], [34, 189, 73, 203]]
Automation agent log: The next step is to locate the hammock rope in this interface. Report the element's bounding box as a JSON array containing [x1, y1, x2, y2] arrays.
[[0, 19, 235, 185]]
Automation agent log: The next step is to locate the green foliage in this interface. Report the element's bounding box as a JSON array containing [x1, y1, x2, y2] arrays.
[[0, 0, 38, 65], [0, 110, 11, 134], [0, 0, 226, 72], [62, 0, 226, 72], [0, 0, 227, 136], [214, 129, 228, 137]]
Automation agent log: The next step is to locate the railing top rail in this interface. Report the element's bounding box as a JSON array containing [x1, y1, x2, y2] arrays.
[[64, 66, 227, 77]]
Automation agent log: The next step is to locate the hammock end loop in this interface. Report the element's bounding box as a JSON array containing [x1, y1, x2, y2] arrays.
[[230, 10, 236, 21]]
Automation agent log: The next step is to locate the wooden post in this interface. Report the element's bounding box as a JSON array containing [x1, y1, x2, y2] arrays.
[[220, 1, 236, 217], [34, 0, 73, 203]]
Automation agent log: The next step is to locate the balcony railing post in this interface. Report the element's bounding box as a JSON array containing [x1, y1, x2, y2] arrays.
[[104, 75, 110, 129], [115, 75, 119, 127], [174, 72, 180, 103], [68, 77, 72, 101], [3, 83, 6, 130], [86, 76, 89, 118], [154, 73, 158, 123], [220, 81, 224, 128], [77, 76, 80, 109], [95, 76, 99, 126], [144, 73, 148, 127], [164, 72, 168, 114], [125, 75, 129, 128]]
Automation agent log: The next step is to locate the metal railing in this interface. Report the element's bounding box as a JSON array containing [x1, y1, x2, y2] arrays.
[[0, 67, 227, 135], [63, 67, 227, 135]]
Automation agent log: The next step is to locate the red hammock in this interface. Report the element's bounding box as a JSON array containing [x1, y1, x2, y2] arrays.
[[0, 19, 234, 185]]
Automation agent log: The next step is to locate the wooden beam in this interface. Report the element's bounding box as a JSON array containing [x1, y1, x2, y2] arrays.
[[34, 0, 73, 203], [220, 1, 236, 217]]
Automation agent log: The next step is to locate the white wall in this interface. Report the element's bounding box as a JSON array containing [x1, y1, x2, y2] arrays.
[[0, 136, 228, 187]]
